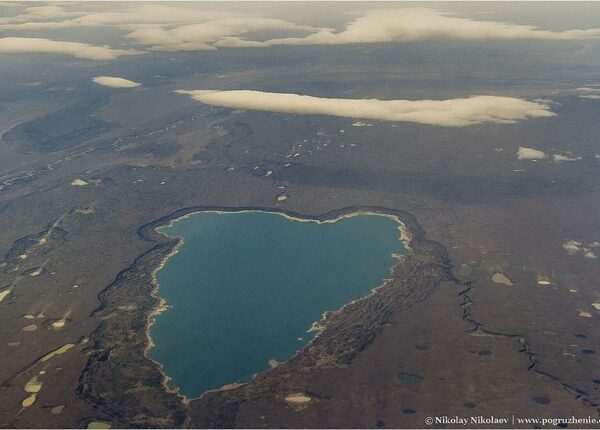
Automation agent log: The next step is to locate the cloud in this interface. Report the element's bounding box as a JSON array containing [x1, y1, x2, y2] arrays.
[[107, 8, 600, 51], [576, 87, 600, 93], [2, 6, 600, 52], [22, 5, 64, 18], [0, 37, 141, 60], [175, 89, 554, 127], [70, 5, 227, 26], [126, 17, 313, 51], [0, 5, 82, 24], [572, 86, 600, 99], [562, 240, 599, 258], [563, 240, 582, 255], [262, 9, 600, 47], [553, 154, 582, 162], [517, 146, 547, 160], [0, 4, 229, 29], [92, 76, 140, 88], [0, 5, 313, 53], [0, 2, 250, 30]]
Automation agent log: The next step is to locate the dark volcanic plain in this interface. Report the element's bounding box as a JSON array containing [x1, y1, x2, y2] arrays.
[[1, 32, 600, 429]]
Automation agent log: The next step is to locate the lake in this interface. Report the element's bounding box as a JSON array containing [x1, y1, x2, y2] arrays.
[[149, 210, 406, 398]]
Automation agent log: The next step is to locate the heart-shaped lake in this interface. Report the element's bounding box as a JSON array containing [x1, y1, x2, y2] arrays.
[[149, 210, 406, 398]]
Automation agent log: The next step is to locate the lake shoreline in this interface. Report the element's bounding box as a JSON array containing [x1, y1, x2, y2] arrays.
[[134, 206, 426, 404], [79, 205, 447, 427]]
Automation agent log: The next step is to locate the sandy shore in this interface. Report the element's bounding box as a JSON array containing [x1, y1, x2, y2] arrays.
[[143, 236, 186, 398]]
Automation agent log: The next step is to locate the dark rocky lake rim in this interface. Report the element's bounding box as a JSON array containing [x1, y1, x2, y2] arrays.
[[77, 205, 452, 428]]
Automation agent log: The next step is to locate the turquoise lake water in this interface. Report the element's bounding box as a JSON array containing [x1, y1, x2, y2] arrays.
[[149, 211, 405, 398]]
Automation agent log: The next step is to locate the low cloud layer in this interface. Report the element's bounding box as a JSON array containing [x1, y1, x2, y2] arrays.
[[0, 5, 81, 24], [1, 5, 600, 54], [553, 154, 582, 162], [0, 37, 140, 60], [575, 86, 600, 100], [0, 5, 229, 30], [92, 76, 140, 88], [128, 17, 312, 52], [262, 9, 600, 47], [176, 89, 554, 127], [563, 240, 598, 259], [517, 147, 547, 160], [517, 147, 584, 162]]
